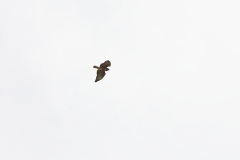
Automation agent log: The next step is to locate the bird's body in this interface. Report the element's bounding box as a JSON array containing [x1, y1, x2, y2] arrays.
[[93, 60, 111, 82]]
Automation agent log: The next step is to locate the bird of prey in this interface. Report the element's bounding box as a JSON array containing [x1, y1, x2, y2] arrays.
[[93, 60, 111, 82]]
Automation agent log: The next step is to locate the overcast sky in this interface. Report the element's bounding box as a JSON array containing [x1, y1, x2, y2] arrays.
[[0, 0, 240, 159]]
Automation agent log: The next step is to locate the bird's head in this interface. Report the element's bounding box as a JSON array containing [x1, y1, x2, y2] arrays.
[[105, 68, 110, 71]]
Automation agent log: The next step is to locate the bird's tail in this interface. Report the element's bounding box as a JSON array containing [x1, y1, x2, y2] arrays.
[[93, 66, 99, 69]]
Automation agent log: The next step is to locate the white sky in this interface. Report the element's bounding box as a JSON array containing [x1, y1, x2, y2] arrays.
[[0, 0, 240, 159]]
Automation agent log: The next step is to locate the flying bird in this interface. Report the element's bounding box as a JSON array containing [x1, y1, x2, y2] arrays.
[[93, 60, 111, 82]]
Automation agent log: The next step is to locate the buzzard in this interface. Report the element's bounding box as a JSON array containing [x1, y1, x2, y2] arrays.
[[93, 60, 111, 82]]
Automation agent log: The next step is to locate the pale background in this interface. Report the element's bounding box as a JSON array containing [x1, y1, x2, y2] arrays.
[[0, 0, 240, 159]]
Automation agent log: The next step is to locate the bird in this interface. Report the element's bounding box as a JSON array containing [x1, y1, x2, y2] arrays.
[[93, 60, 111, 82]]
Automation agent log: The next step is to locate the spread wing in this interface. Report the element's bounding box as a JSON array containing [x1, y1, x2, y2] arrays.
[[95, 70, 106, 82], [100, 60, 111, 68]]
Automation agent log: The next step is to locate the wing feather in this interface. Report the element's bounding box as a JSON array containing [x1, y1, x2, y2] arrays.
[[100, 60, 111, 68], [95, 70, 106, 82]]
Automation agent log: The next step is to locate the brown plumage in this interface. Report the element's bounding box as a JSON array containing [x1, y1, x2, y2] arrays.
[[93, 60, 111, 82]]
